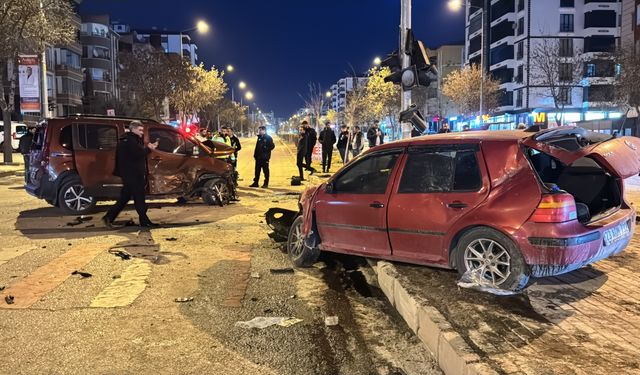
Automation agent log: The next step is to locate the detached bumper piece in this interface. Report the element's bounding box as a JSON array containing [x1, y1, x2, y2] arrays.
[[265, 208, 298, 243]]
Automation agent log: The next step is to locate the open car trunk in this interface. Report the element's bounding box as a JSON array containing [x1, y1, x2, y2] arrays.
[[522, 127, 640, 223]]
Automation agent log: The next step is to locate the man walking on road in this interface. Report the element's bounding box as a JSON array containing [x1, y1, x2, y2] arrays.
[[250, 125, 275, 188], [318, 121, 336, 173], [336, 125, 349, 163], [367, 120, 384, 148], [18, 126, 36, 183], [103, 121, 159, 229], [302, 120, 317, 175]]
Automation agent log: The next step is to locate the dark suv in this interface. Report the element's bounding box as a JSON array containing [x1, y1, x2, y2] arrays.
[[26, 115, 235, 214]]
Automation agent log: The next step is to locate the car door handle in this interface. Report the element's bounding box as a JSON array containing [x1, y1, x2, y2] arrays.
[[447, 202, 468, 209], [369, 202, 385, 209]]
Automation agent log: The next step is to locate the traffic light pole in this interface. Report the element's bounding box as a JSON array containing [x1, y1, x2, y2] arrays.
[[400, 0, 412, 139]]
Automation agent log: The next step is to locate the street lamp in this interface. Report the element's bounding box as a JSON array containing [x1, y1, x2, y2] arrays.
[[238, 81, 247, 90], [373, 56, 382, 66], [325, 91, 332, 98], [448, 0, 485, 124], [180, 20, 210, 61], [245, 91, 254, 101], [226, 64, 234, 72]]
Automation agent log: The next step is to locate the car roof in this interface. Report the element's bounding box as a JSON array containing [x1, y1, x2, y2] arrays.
[[376, 130, 530, 149]]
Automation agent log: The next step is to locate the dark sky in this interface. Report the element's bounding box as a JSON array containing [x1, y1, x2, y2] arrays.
[[79, 0, 464, 118]]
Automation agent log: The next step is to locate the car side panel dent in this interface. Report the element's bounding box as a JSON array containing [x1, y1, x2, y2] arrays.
[[301, 184, 322, 235]]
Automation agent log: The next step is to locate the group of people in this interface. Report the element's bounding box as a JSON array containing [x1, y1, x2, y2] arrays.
[[196, 126, 242, 169]]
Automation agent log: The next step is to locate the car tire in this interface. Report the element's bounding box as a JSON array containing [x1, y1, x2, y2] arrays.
[[454, 227, 529, 291], [287, 216, 320, 267], [202, 179, 230, 207], [57, 177, 96, 214]]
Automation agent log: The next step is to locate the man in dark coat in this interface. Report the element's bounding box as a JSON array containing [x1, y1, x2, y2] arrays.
[[103, 121, 158, 228], [318, 121, 336, 173], [296, 127, 307, 181], [302, 120, 317, 175], [366, 120, 385, 148], [229, 128, 242, 169], [250, 126, 275, 188], [336, 125, 349, 163], [18, 126, 35, 183]]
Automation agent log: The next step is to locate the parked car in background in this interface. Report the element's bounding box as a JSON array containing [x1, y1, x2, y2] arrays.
[[0, 121, 28, 151], [26, 115, 236, 214], [288, 127, 640, 290]]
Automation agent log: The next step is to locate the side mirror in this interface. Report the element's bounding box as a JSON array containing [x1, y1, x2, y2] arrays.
[[325, 182, 335, 194]]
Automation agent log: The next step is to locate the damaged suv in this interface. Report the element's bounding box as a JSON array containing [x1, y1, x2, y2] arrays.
[[287, 127, 640, 290]]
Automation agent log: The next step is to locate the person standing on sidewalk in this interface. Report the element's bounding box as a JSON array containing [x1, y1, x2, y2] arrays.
[[229, 128, 242, 170], [18, 126, 35, 183], [296, 127, 307, 181], [336, 125, 349, 164], [366, 120, 385, 148], [103, 121, 159, 229], [302, 120, 317, 175], [318, 121, 336, 173], [351, 126, 364, 158], [250, 126, 275, 188]]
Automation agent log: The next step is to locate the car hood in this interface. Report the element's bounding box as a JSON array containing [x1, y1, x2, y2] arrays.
[[522, 126, 640, 179]]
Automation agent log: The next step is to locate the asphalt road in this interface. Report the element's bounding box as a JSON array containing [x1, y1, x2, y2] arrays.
[[0, 138, 440, 375]]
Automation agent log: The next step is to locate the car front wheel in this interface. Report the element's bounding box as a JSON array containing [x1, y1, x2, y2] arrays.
[[455, 227, 529, 291], [58, 177, 96, 214], [287, 216, 320, 267], [202, 179, 230, 207]]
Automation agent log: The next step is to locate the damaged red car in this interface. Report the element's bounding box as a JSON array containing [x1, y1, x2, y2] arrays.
[[287, 127, 640, 290]]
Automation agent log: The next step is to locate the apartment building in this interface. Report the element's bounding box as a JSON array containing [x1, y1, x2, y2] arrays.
[[464, 0, 622, 127], [112, 23, 199, 66], [621, 0, 640, 52], [80, 14, 120, 105], [330, 76, 368, 113]]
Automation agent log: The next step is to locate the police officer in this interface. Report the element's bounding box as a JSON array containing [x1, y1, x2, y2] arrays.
[[250, 125, 275, 188], [102, 121, 158, 228]]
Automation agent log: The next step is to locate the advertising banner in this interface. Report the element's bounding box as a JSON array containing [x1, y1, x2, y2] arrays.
[[18, 55, 40, 113]]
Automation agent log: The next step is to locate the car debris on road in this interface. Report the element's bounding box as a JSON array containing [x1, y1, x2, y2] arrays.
[[234, 316, 303, 329]]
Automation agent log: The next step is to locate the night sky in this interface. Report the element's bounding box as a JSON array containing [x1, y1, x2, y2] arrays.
[[79, 0, 465, 118]]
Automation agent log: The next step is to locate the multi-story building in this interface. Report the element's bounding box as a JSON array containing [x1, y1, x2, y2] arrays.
[[422, 44, 464, 123], [622, 0, 640, 52], [464, 0, 622, 128], [330, 76, 368, 113], [80, 15, 120, 107], [112, 23, 199, 66]]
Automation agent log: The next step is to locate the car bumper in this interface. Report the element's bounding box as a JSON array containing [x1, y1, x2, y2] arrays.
[[515, 208, 635, 278]]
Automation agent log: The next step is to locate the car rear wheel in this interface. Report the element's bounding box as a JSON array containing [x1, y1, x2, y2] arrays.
[[455, 227, 529, 291], [58, 177, 96, 214], [202, 179, 230, 207], [287, 216, 320, 267]]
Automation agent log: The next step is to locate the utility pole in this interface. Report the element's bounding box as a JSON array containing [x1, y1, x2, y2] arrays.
[[40, 0, 49, 118], [400, 0, 412, 139]]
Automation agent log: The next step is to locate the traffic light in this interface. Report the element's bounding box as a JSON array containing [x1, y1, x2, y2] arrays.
[[382, 30, 437, 90], [399, 104, 427, 134]]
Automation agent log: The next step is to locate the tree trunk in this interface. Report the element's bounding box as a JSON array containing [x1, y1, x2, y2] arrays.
[[1, 58, 15, 163]]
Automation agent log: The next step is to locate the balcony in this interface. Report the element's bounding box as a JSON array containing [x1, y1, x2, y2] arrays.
[[489, 44, 514, 67], [583, 1, 619, 13], [583, 36, 616, 53], [491, 0, 515, 22], [490, 20, 515, 45], [582, 85, 615, 106]]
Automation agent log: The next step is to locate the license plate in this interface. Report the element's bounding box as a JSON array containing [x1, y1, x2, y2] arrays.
[[603, 222, 630, 246]]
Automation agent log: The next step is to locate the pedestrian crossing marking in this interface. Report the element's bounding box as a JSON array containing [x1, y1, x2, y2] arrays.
[[89, 259, 151, 308], [0, 244, 34, 266], [0, 246, 103, 309]]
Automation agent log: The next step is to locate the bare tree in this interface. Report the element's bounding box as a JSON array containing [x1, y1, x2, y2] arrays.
[[530, 38, 584, 124], [299, 82, 326, 130], [0, 0, 76, 162], [614, 46, 640, 122]]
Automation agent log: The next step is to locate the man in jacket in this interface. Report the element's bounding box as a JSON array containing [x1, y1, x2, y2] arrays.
[[366, 120, 385, 148], [229, 128, 242, 169], [103, 121, 158, 229], [438, 123, 451, 133], [351, 126, 364, 158], [250, 126, 275, 188], [18, 126, 35, 183], [302, 120, 317, 175], [318, 121, 336, 173], [296, 127, 307, 181], [336, 125, 349, 164]]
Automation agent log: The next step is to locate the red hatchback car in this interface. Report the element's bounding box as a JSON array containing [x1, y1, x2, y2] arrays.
[[287, 127, 640, 290]]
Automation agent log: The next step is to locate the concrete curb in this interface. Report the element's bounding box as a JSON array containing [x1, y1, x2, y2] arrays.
[[370, 260, 498, 375]]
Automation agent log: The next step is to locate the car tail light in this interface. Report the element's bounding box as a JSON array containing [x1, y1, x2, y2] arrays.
[[531, 193, 578, 223]]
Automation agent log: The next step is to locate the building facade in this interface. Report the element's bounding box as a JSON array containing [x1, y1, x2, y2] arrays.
[[422, 44, 464, 123], [330, 76, 368, 113], [621, 0, 640, 52], [112, 23, 199, 66], [464, 0, 622, 128]]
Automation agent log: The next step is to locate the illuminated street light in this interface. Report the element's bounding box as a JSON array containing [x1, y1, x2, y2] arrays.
[[226, 65, 234, 72], [325, 91, 332, 98], [239, 81, 247, 90], [196, 20, 210, 34], [447, 0, 463, 11], [245, 91, 254, 100], [373, 56, 382, 66]]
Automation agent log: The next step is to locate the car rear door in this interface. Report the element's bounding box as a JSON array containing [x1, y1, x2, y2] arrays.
[[522, 127, 640, 179], [314, 149, 403, 257], [71, 122, 121, 193], [147, 127, 190, 195], [386, 144, 490, 264]]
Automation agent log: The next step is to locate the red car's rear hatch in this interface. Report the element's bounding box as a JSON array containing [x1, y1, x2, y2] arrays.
[[522, 126, 640, 179]]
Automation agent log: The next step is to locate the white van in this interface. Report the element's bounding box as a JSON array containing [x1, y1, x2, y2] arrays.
[[0, 121, 28, 151]]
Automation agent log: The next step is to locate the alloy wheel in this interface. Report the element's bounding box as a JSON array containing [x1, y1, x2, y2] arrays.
[[289, 221, 305, 257], [63, 184, 93, 212], [463, 238, 511, 286]]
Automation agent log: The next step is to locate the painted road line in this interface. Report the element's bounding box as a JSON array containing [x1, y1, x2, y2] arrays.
[[90, 259, 151, 308], [0, 246, 103, 309], [0, 244, 35, 266]]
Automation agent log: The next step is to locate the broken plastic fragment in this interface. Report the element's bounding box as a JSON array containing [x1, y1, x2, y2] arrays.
[[174, 297, 194, 303], [457, 268, 522, 296], [234, 316, 303, 329], [250, 272, 261, 279], [324, 316, 339, 326], [4, 295, 14, 305]]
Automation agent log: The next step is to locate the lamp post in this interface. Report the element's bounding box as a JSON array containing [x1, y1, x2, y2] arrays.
[[180, 20, 209, 62], [373, 56, 382, 66], [448, 0, 484, 124]]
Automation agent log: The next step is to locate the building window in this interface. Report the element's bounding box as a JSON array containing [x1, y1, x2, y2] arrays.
[[516, 89, 523, 107], [517, 41, 524, 60], [90, 68, 111, 82], [559, 88, 571, 105], [560, 0, 574, 8], [559, 38, 573, 57], [517, 18, 525, 35], [559, 63, 573, 81], [517, 0, 524, 12], [585, 63, 596, 77], [560, 14, 574, 32], [516, 65, 524, 83], [636, 4, 640, 26]]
